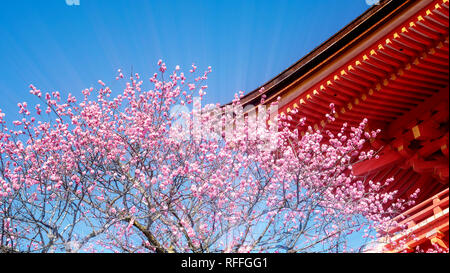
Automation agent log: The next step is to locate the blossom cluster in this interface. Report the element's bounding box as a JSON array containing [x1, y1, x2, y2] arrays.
[[0, 61, 415, 253]]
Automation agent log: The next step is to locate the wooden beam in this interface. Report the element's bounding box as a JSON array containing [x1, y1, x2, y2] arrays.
[[435, 166, 449, 183], [418, 134, 449, 158], [387, 86, 449, 138], [411, 122, 445, 141], [430, 236, 449, 250], [353, 149, 404, 176], [410, 156, 448, 174], [391, 137, 414, 158]]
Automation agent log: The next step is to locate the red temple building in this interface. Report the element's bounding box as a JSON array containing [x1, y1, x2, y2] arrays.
[[238, 0, 449, 252]]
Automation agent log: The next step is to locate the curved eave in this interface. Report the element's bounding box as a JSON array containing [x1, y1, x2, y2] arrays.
[[231, 0, 413, 109]]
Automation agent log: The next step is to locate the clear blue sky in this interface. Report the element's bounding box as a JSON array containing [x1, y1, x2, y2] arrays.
[[0, 0, 371, 117]]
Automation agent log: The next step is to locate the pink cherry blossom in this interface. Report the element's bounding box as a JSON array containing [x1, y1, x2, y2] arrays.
[[0, 61, 414, 253]]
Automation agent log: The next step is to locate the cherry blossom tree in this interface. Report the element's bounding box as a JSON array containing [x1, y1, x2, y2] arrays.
[[0, 61, 415, 253]]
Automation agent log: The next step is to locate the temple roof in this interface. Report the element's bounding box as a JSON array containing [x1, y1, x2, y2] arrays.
[[233, 0, 449, 252], [235, 0, 413, 108]]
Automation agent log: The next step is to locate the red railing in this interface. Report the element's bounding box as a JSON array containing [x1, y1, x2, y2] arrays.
[[383, 188, 449, 252]]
